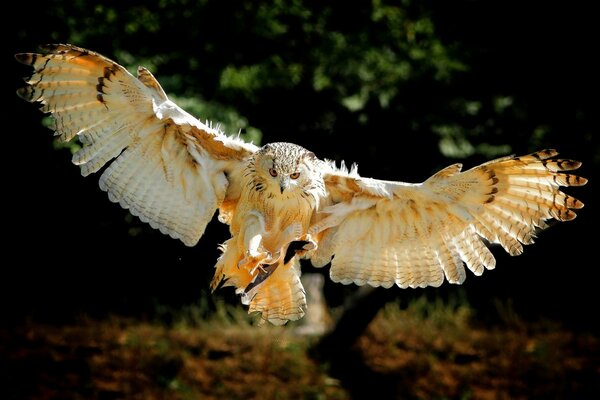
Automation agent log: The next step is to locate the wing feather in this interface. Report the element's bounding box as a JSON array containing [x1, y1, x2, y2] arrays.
[[16, 44, 258, 246], [315, 150, 586, 288]]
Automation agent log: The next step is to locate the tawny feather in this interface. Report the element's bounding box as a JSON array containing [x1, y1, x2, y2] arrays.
[[17, 44, 587, 325], [16, 44, 256, 247], [319, 150, 586, 288], [244, 259, 307, 326]]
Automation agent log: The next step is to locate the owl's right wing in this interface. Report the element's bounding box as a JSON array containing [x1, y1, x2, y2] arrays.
[[310, 150, 586, 288], [16, 44, 258, 246]]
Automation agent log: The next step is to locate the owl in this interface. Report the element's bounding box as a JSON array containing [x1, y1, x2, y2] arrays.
[[16, 44, 587, 325]]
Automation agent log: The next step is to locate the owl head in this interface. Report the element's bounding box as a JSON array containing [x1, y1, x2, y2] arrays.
[[252, 142, 322, 198]]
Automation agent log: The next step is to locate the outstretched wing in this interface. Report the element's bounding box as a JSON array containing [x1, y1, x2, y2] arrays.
[[310, 150, 586, 288], [16, 44, 258, 246]]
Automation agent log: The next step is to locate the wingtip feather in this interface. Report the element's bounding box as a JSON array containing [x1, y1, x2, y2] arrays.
[[39, 43, 70, 53], [535, 149, 558, 159], [16, 87, 33, 101], [15, 53, 35, 65]]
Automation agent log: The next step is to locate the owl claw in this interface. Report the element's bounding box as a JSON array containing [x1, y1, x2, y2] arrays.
[[244, 262, 279, 296], [302, 240, 317, 251], [238, 250, 280, 272], [297, 234, 317, 254], [281, 235, 319, 264], [250, 263, 268, 276]]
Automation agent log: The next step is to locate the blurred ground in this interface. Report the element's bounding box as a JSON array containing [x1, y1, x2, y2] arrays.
[[2, 299, 598, 400]]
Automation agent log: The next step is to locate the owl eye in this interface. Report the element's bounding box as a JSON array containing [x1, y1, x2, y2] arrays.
[[290, 172, 300, 180], [269, 168, 278, 177]]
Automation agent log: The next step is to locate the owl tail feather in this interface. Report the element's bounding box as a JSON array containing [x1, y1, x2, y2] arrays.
[[243, 257, 307, 326], [211, 239, 307, 325]]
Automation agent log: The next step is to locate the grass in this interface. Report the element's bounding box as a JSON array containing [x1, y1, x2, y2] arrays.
[[1, 293, 598, 399]]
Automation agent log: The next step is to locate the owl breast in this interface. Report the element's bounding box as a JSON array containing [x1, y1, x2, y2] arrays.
[[254, 187, 316, 252], [273, 195, 313, 238], [229, 165, 317, 253]]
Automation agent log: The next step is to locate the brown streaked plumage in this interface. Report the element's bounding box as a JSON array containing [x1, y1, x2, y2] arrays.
[[16, 44, 588, 325]]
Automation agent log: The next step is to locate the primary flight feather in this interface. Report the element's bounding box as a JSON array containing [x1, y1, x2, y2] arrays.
[[16, 44, 587, 325]]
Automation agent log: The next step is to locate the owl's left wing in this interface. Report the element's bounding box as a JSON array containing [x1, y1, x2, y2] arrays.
[[309, 150, 586, 288], [16, 44, 258, 246]]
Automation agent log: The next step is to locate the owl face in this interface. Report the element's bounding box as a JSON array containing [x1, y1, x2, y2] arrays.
[[253, 142, 318, 197]]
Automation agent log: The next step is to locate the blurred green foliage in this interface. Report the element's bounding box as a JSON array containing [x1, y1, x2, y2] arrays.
[[17, 0, 593, 167]]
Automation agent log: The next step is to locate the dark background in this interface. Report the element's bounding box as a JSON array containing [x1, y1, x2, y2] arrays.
[[4, 0, 596, 331]]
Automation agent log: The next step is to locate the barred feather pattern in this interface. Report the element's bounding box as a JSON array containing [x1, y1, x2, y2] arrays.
[[319, 150, 586, 289], [244, 259, 307, 326], [211, 240, 307, 326], [16, 44, 588, 326], [16, 44, 256, 247]]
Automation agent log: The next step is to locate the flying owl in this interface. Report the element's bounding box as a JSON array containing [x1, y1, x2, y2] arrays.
[[16, 44, 587, 325]]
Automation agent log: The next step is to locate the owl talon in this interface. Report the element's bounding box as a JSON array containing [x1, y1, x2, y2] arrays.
[[302, 240, 317, 251], [297, 234, 317, 254], [281, 235, 319, 264], [250, 263, 267, 276], [238, 250, 278, 272], [244, 262, 280, 296]]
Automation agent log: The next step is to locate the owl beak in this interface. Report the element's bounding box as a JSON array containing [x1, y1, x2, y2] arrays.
[[280, 177, 290, 194]]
